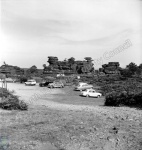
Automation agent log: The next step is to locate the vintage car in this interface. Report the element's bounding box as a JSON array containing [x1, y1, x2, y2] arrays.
[[81, 89, 102, 98], [74, 82, 93, 91], [25, 79, 36, 86], [48, 81, 64, 88]]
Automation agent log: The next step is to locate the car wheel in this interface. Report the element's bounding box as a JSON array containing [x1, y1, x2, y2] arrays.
[[86, 94, 89, 97], [97, 95, 100, 98]]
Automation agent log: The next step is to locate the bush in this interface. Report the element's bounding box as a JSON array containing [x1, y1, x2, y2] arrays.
[[103, 78, 142, 107], [0, 88, 13, 98], [105, 91, 142, 107], [0, 88, 28, 110], [101, 78, 142, 95]]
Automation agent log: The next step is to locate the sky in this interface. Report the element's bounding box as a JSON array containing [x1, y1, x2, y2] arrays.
[[0, 0, 142, 69]]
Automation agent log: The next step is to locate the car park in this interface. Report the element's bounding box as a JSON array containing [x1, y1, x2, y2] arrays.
[[25, 79, 36, 86], [48, 81, 64, 88], [74, 82, 93, 91], [81, 89, 102, 98]]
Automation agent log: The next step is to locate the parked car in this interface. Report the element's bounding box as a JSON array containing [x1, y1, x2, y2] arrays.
[[48, 81, 64, 88], [39, 81, 53, 87], [25, 79, 36, 86], [5, 78, 15, 83], [81, 89, 102, 98], [74, 82, 93, 91]]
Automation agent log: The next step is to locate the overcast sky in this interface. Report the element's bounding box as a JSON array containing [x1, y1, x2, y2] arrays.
[[0, 0, 142, 68]]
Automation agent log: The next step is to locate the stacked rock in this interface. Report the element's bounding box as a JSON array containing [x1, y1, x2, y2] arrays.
[[102, 62, 120, 74], [48, 56, 58, 65]]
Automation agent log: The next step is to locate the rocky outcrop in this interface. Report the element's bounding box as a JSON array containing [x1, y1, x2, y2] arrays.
[[101, 62, 121, 74], [43, 56, 94, 75]]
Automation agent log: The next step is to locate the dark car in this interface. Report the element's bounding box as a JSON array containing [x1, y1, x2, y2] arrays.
[[39, 81, 53, 87]]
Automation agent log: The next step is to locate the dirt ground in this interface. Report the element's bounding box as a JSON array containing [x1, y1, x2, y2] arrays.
[[6, 83, 105, 106], [0, 83, 142, 150]]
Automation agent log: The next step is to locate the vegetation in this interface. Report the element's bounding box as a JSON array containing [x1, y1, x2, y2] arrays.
[[120, 62, 142, 78], [102, 78, 142, 107], [19, 76, 28, 83], [0, 88, 28, 110], [79, 62, 141, 108], [105, 90, 142, 107], [93, 62, 142, 108]]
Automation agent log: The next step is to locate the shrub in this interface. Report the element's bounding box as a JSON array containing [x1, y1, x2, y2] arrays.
[[0, 88, 13, 98], [103, 78, 142, 107], [105, 91, 142, 107], [101, 78, 142, 95], [0, 88, 28, 110]]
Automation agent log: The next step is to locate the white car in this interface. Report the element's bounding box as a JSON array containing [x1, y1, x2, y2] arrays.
[[48, 81, 64, 88], [25, 79, 36, 86], [74, 82, 93, 91], [81, 89, 102, 98]]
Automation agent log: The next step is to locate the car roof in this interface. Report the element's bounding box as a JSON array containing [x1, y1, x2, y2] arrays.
[[78, 82, 88, 85], [27, 79, 35, 81], [87, 89, 95, 91]]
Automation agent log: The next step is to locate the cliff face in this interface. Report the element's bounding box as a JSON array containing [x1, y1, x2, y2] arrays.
[[43, 56, 94, 74]]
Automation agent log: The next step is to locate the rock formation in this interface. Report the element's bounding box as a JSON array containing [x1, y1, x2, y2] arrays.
[[43, 56, 94, 75], [101, 62, 120, 74]]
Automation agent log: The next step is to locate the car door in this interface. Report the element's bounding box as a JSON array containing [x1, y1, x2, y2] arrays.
[[90, 90, 96, 97], [57, 82, 61, 87], [79, 85, 84, 90], [57, 83, 60, 87], [56, 82, 60, 87], [88, 89, 93, 97], [54, 83, 57, 87], [93, 92, 99, 97], [81, 85, 85, 90]]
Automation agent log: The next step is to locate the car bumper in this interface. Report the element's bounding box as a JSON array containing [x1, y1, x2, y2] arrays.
[[81, 93, 87, 96]]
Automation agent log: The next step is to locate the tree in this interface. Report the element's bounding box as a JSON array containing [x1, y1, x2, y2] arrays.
[[29, 65, 37, 74], [26, 65, 38, 75], [120, 69, 133, 78], [136, 68, 141, 76], [138, 63, 142, 70], [68, 57, 75, 64], [43, 64, 46, 69], [19, 76, 28, 83], [126, 62, 138, 75]]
